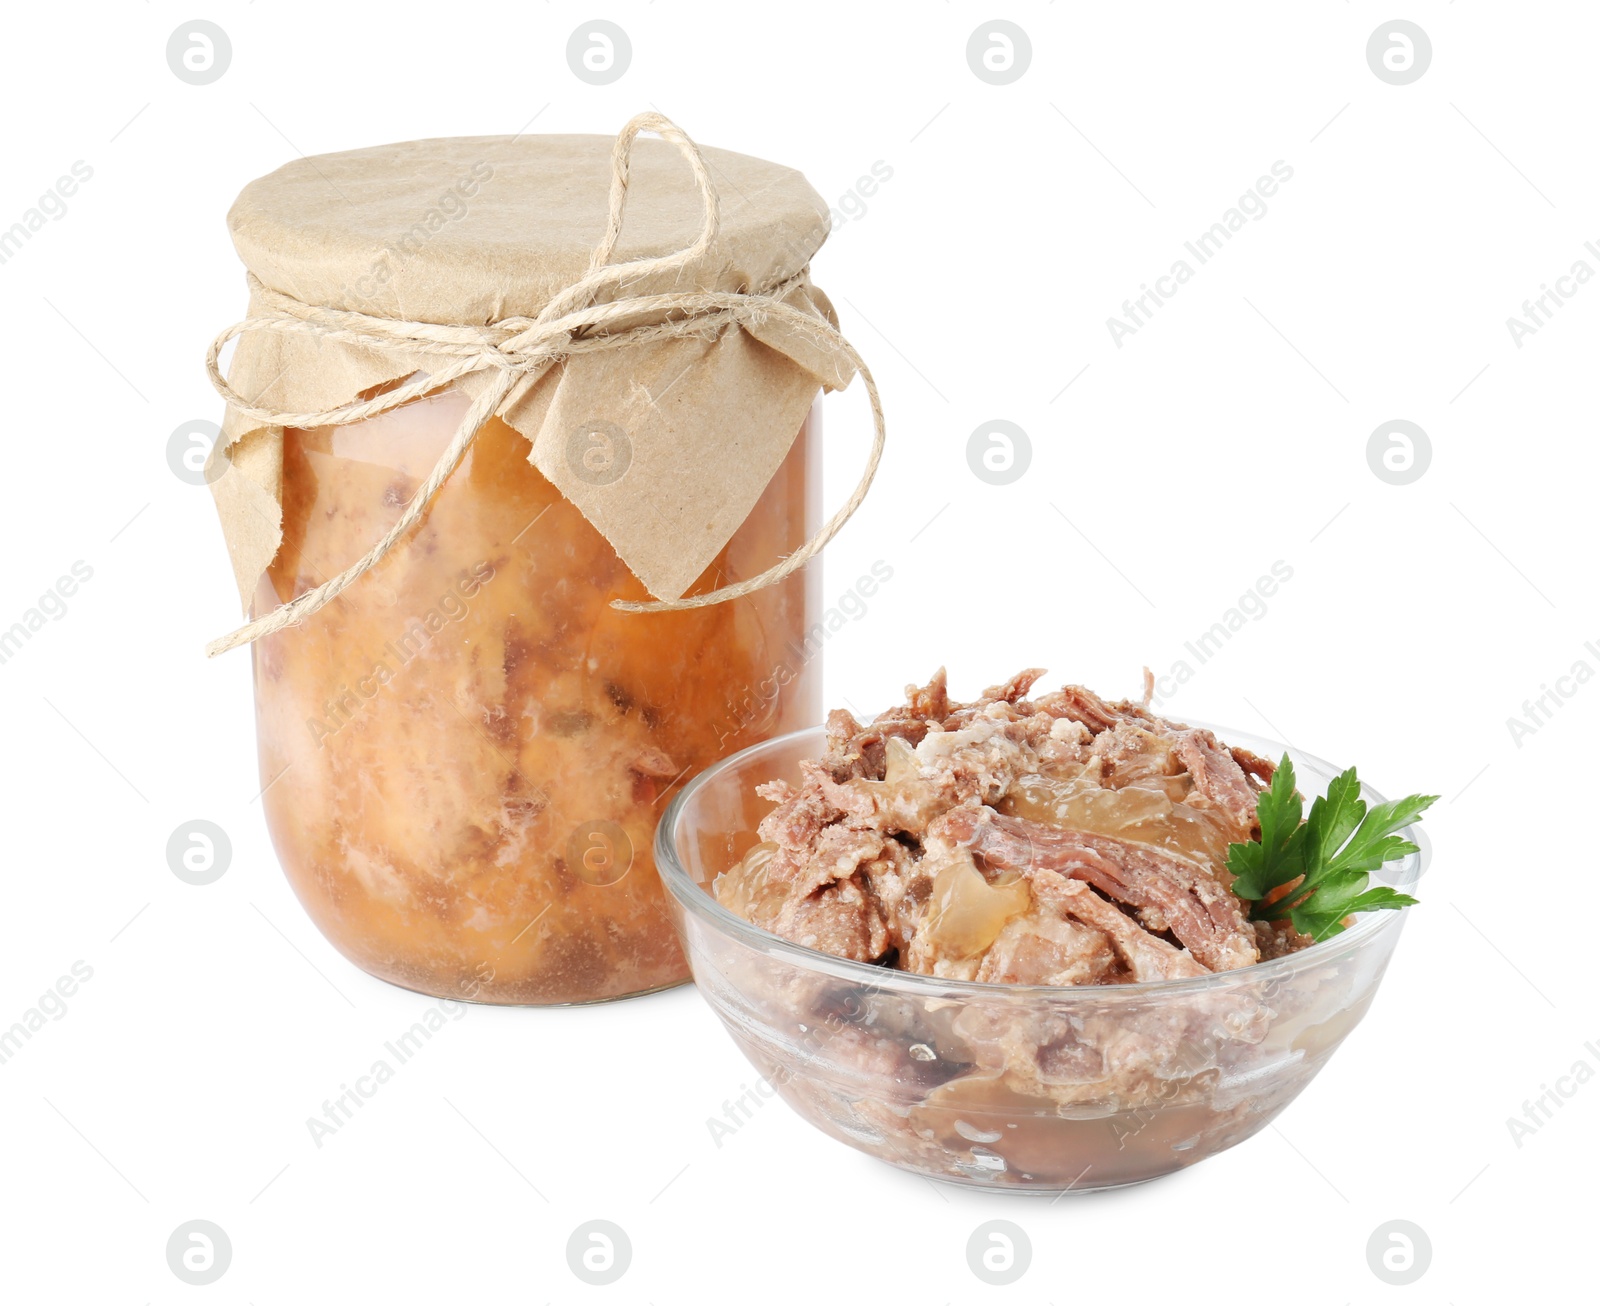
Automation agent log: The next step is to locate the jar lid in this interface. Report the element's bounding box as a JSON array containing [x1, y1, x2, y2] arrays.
[[227, 134, 829, 322], [209, 126, 857, 619]]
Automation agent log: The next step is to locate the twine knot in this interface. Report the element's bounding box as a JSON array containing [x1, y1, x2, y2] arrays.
[[204, 112, 884, 658]]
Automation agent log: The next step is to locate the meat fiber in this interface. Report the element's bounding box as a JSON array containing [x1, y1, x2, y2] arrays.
[[929, 806, 1258, 972], [715, 669, 1310, 985]]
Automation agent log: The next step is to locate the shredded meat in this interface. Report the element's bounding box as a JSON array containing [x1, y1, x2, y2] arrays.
[[974, 905, 1121, 986], [1169, 729, 1264, 839], [1031, 876, 1208, 983], [1254, 918, 1317, 961], [775, 876, 889, 962], [716, 669, 1310, 984], [930, 806, 1257, 972]]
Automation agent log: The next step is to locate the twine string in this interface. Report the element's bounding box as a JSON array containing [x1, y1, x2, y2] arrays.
[[204, 110, 884, 658]]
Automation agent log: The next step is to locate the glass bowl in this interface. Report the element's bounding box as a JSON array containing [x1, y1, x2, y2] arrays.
[[654, 723, 1422, 1193]]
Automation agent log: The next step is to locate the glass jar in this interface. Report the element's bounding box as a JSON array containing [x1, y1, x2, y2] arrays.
[[250, 388, 820, 1003]]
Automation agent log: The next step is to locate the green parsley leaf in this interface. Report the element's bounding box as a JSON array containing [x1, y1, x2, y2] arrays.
[[1227, 754, 1434, 941], [1226, 755, 1303, 901]]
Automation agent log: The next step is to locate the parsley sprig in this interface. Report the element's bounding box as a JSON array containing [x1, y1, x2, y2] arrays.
[[1227, 755, 1435, 942]]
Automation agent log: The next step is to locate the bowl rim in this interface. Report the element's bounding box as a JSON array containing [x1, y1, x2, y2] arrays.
[[653, 718, 1422, 1000]]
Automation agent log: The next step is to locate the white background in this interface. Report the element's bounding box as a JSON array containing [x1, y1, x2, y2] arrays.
[[1, 1, 1592, 1300]]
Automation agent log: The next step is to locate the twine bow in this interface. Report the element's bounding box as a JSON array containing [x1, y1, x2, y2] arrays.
[[204, 111, 885, 658]]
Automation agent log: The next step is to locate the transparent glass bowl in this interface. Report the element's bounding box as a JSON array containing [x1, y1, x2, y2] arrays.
[[655, 723, 1421, 1192]]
